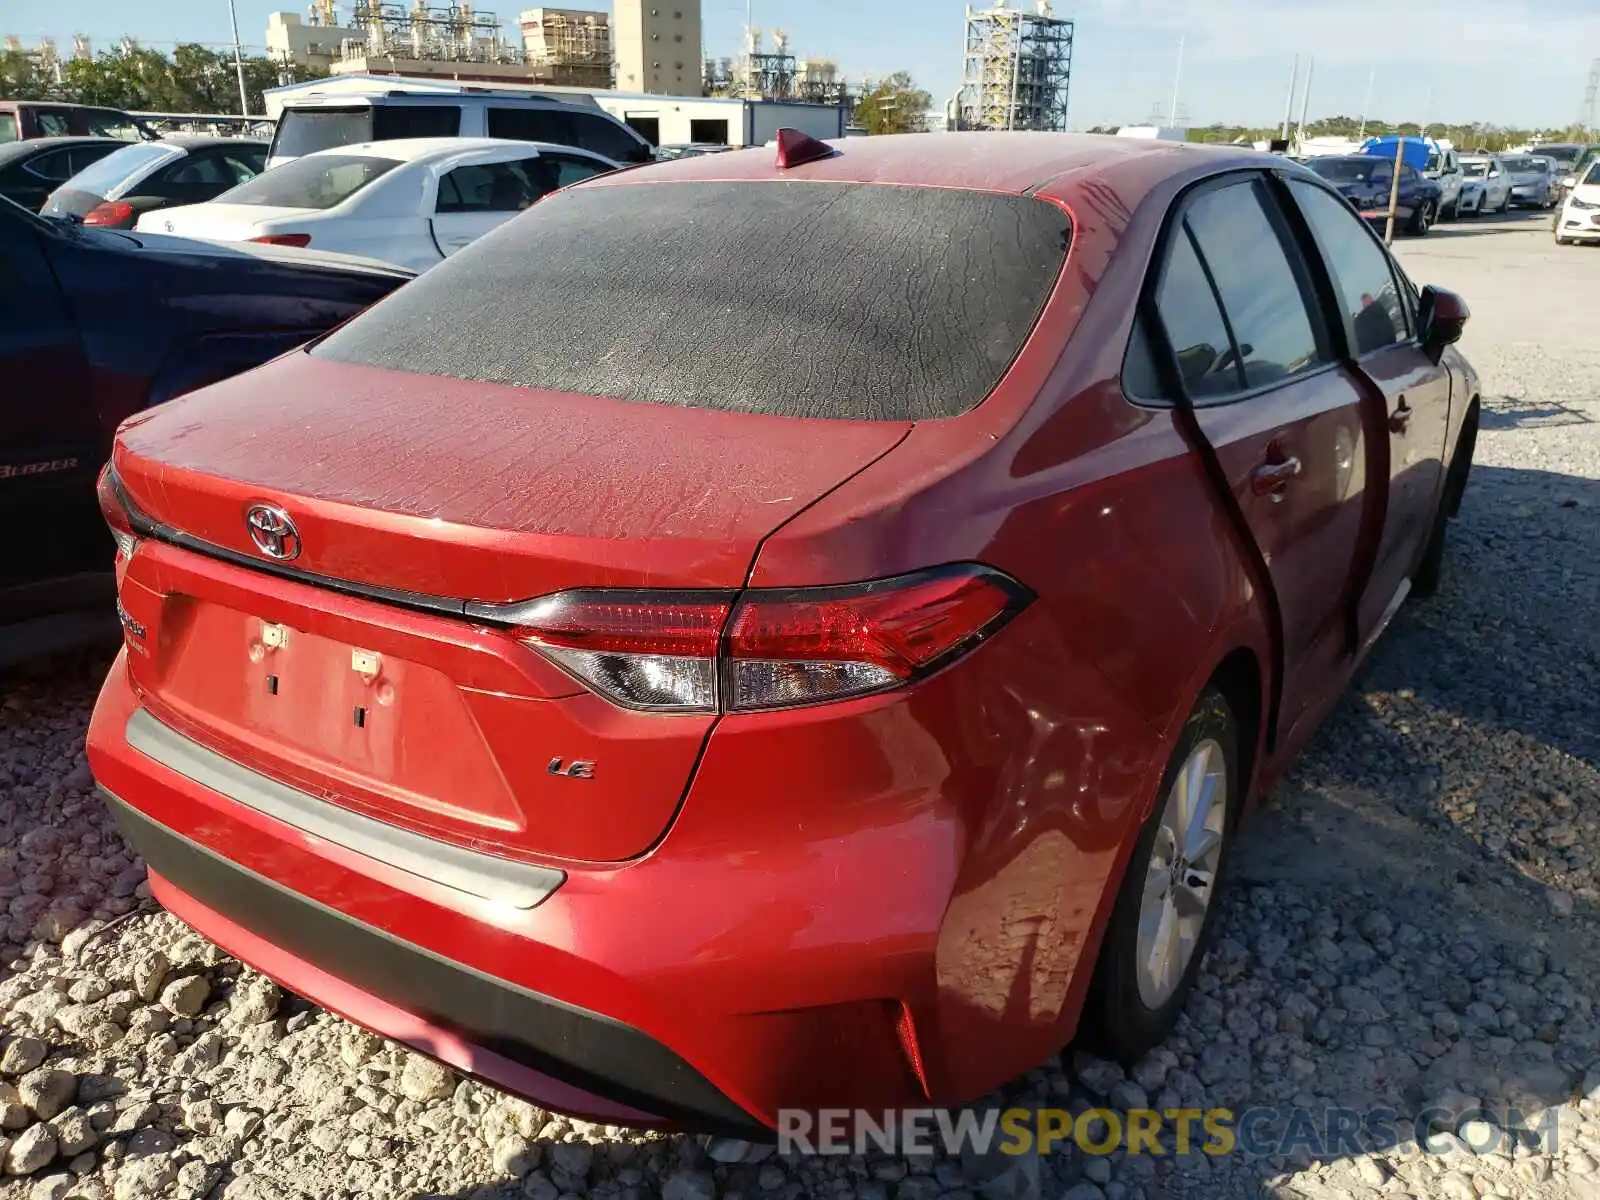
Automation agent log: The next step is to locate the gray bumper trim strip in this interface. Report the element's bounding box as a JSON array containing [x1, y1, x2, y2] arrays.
[[124, 709, 565, 909]]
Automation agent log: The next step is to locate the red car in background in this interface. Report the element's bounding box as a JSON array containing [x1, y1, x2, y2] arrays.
[[87, 130, 1479, 1136]]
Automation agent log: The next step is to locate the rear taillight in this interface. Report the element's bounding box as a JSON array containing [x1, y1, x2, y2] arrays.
[[96, 464, 138, 564], [83, 200, 136, 227], [508, 565, 1030, 714], [248, 233, 312, 247]]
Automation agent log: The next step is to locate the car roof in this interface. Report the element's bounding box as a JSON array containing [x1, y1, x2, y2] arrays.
[[156, 135, 269, 151], [595, 131, 1267, 200], [0, 100, 131, 113], [300, 137, 587, 162], [281, 89, 579, 109], [0, 136, 124, 164]]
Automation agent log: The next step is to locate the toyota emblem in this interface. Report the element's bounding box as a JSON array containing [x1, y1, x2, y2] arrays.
[[245, 504, 301, 561]]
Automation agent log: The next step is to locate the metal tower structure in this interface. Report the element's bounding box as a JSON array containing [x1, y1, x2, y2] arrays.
[[957, 0, 1074, 132]]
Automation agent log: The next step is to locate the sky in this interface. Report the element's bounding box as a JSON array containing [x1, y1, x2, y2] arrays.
[[12, 0, 1599, 131]]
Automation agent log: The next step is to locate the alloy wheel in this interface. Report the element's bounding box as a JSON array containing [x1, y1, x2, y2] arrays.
[[1135, 737, 1228, 1009]]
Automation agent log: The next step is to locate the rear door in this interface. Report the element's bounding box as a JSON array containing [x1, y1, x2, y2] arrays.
[[429, 159, 537, 258], [1286, 178, 1452, 646], [1137, 174, 1378, 735], [0, 211, 101, 606]]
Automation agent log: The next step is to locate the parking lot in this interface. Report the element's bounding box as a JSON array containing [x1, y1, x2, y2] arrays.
[[0, 206, 1596, 1200]]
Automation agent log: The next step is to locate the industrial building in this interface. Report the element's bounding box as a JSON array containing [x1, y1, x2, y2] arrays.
[[267, 1, 702, 97], [955, 0, 1074, 132], [702, 28, 852, 107], [518, 8, 611, 88], [611, 0, 701, 97]]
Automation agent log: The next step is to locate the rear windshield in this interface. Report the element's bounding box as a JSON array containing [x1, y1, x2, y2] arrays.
[[81, 110, 145, 142], [63, 142, 182, 198], [314, 181, 1071, 421], [1307, 158, 1384, 183], [1532, 145, 1581, 165], [271, 104, 461, 158], [216, 154, 403, 209]]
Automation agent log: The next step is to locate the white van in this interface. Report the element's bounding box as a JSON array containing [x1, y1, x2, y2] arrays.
[[266, 89, 654, 170]]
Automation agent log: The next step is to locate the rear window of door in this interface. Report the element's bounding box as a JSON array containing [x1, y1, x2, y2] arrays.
[[538, 152, 612, 189], [1287, 180, 1411, 357], [22, 148, 77, 183], [36, 111, 72, 137], [436, 161, 539, 213], [316, 180, 1073, 421], [1181, 178, 1327, 390]]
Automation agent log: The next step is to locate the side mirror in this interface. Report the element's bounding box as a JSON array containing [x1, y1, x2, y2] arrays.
[[1418, 285, 1468, 363], [1563, 176, 1578, 189]]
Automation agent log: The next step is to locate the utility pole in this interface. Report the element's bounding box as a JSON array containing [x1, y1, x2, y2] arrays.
[[1296, 55, 1315, 147], [1357, 67, 1375, 142], [1167, 36, 1185, 128], [1281, 54, 1299, 142], [227, 0, 250, 116]]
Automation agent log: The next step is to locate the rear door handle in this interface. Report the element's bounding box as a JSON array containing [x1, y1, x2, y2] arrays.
[[1251, 456, 1303, 501], [1390, 396, 1412, 433]]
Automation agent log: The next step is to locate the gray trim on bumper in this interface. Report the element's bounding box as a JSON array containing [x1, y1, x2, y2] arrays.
[[124, 709, 565, 909]]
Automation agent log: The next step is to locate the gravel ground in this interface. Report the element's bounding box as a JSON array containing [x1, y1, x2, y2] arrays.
[[0, 209, 1596, 1200]]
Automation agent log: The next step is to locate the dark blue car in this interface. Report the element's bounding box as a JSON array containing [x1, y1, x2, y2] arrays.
[[0, 196, 413, 664], [1304, 155, 1443, 236]]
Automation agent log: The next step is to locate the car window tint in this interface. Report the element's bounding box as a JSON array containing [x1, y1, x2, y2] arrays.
[[371, 106, 460, 140], [23, 149, 75, 182], [537, 153, 611, 189], [168, 155, 234, 186], [568, 112, 644, 163], [1121, 312, 1168, 400], [222, 152, 265, 182], [37, 113, 71, 136], [1154, 224, 1242, 398], [81, 112, 142, 141], [68, 145, 118, 175], [436, 162, 536, 213], [486, 107, 569, 143], [1184, 180, 1324, 389], [1288, 180, 1410, 356]]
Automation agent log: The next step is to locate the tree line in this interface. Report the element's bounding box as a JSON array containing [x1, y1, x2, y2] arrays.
[[1, 44, 326, 115]]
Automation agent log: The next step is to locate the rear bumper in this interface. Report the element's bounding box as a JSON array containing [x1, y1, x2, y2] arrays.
[[105, 790, 763, 1136], [86, 651, 953, 1132]]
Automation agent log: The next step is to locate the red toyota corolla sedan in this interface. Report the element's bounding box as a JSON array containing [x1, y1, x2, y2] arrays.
[[87, 131, 1478, 1137]]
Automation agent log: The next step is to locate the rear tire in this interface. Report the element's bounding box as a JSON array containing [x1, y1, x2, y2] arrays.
[[1408, 200, 1436, 236], [1080, 688, 1239, 1063]]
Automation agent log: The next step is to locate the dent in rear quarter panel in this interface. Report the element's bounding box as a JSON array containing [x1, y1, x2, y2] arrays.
[[740, 157, 1272, 1102]]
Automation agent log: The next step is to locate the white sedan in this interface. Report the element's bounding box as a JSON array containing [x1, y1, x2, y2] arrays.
[[1555, 160, 1600, 245], [136, 137, 618, 271]]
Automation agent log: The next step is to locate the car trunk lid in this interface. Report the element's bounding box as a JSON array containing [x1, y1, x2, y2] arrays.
[[138, 202, 311, 239], [111, 352, 910, 863]]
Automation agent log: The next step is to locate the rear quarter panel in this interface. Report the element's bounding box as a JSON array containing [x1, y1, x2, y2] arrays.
[[740, 155, 1275, 1100]]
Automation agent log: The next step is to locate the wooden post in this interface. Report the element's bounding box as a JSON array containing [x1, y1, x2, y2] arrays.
[[1383, 135, 1405, 244]]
